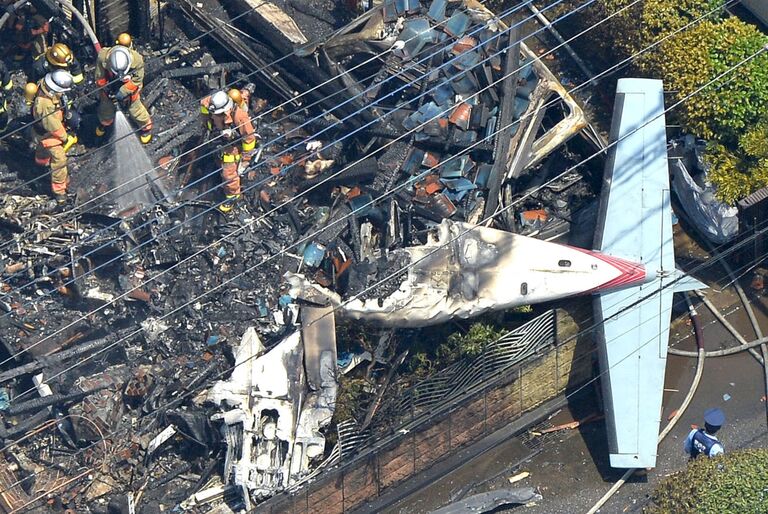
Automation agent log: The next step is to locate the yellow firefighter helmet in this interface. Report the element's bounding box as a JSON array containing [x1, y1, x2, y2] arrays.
[[46, 43, 74, 68]]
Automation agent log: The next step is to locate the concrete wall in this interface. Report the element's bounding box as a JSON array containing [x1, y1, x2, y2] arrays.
[[744, 0, 768, 26], [258, 306, 596, 514]]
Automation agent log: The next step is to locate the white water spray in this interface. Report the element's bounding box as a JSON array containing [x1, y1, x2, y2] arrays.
[[112, 110, 170, 213]]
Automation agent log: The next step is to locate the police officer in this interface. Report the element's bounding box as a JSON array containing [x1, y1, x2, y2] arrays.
[[684, 407, 725, 459]]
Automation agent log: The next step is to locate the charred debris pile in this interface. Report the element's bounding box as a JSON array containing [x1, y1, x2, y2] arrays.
[[0, 0, 604, 511]]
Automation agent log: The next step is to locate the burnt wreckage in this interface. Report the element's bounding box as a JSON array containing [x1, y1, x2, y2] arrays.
[[0, 0, 599, 510]]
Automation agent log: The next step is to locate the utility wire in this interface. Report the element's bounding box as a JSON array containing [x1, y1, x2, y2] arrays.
[[2, 0, 757, 406], [0, 0, 280, 141], [0, 0, 607, 358], [0, 0, 572, 274], [0, 1, 754, 500], [0, 0, 566, 266], [0, 0, 738, 380], [0, 0, 548, 203]]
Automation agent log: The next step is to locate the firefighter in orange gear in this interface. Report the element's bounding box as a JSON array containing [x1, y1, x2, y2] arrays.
[[200, 90, 258, 213], [94, 42, 153, 144], [32, 70, 78, 204]]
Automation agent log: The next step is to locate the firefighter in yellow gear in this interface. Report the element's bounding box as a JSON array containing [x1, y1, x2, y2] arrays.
[[200, 90, 258, 213], [32, 70, 78, 204], [30, 42, 85, 85], [94, 41, 153, 144], [0, 61, 11, 133]]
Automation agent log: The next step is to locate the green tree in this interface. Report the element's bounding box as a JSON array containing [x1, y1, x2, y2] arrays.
[[558, 0, 725, 67], [562, 0, 768, 203], [646, 449, 768, 514], [705, 123, 768, 204], [654, 17, 768, 142]]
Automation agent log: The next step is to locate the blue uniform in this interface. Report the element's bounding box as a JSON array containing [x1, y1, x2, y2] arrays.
[[684, 428, 724, 458]]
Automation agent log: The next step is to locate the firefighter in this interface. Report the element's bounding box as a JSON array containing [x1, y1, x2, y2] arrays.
[[0, 60, 11, 133], [30, 42, 85, 85], [94, 41, 153, 144], [115, 32, 133, 49], [10, 10, 49, 63], [200, 90, 258, 213], [32, 70, 77, 204]]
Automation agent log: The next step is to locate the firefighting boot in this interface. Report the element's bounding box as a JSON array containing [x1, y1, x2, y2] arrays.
[[218, 194, 241, 214], [139, 127, 152, 145]]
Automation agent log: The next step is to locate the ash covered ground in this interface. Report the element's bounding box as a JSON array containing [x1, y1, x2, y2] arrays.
[[0, 0, 604, 511]]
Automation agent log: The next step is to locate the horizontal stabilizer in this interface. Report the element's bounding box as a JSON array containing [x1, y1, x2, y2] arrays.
[[673, 272, 706, 293]]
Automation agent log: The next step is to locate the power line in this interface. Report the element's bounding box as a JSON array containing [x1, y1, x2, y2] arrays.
[[0, 0, 281, 141], [0, 0, 555, 202], [2, 0, 755, 412], [0, 0, 751, 502], [0, 0, 606, 361], [0, 0, 571, 263], [0, 0, 736, 378]]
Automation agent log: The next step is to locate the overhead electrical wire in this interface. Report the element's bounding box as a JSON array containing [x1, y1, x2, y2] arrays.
[[0, 0, 756, 501], [0, 0, 741, 380], [0, 0, 578, 265], [0, 0, 551, 201], [0, 0, 284, 141], [0, 0, 613, 351], [1, 0, 756, 408], [0, 0, 576, 270]]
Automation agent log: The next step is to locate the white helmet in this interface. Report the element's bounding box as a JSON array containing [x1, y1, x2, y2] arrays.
[[108, 46, 133, 78], [44, 70, 74, 93], [209, 90, 233, 114]]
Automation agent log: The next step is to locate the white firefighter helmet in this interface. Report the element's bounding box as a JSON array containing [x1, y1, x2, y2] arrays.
[[43, 69, 74, 94], [209, 90, 233, 114], [107, 46, 133, 78]]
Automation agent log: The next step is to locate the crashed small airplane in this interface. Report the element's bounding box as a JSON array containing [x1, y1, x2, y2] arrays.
[[291, 78, 701, 468]]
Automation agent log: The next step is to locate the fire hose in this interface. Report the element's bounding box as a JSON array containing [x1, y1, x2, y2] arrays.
[[0, 0, 101, 53]]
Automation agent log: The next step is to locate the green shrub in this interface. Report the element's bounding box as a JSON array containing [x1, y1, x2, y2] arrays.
[[407, 322, 505, 377], [655, 17, 768, 142], [332, 376, 368, 424], [557, 0, 725, 67], [646, 448, 768, 514], [557, 0, 768, 202], [440, 322, 505, 365]]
